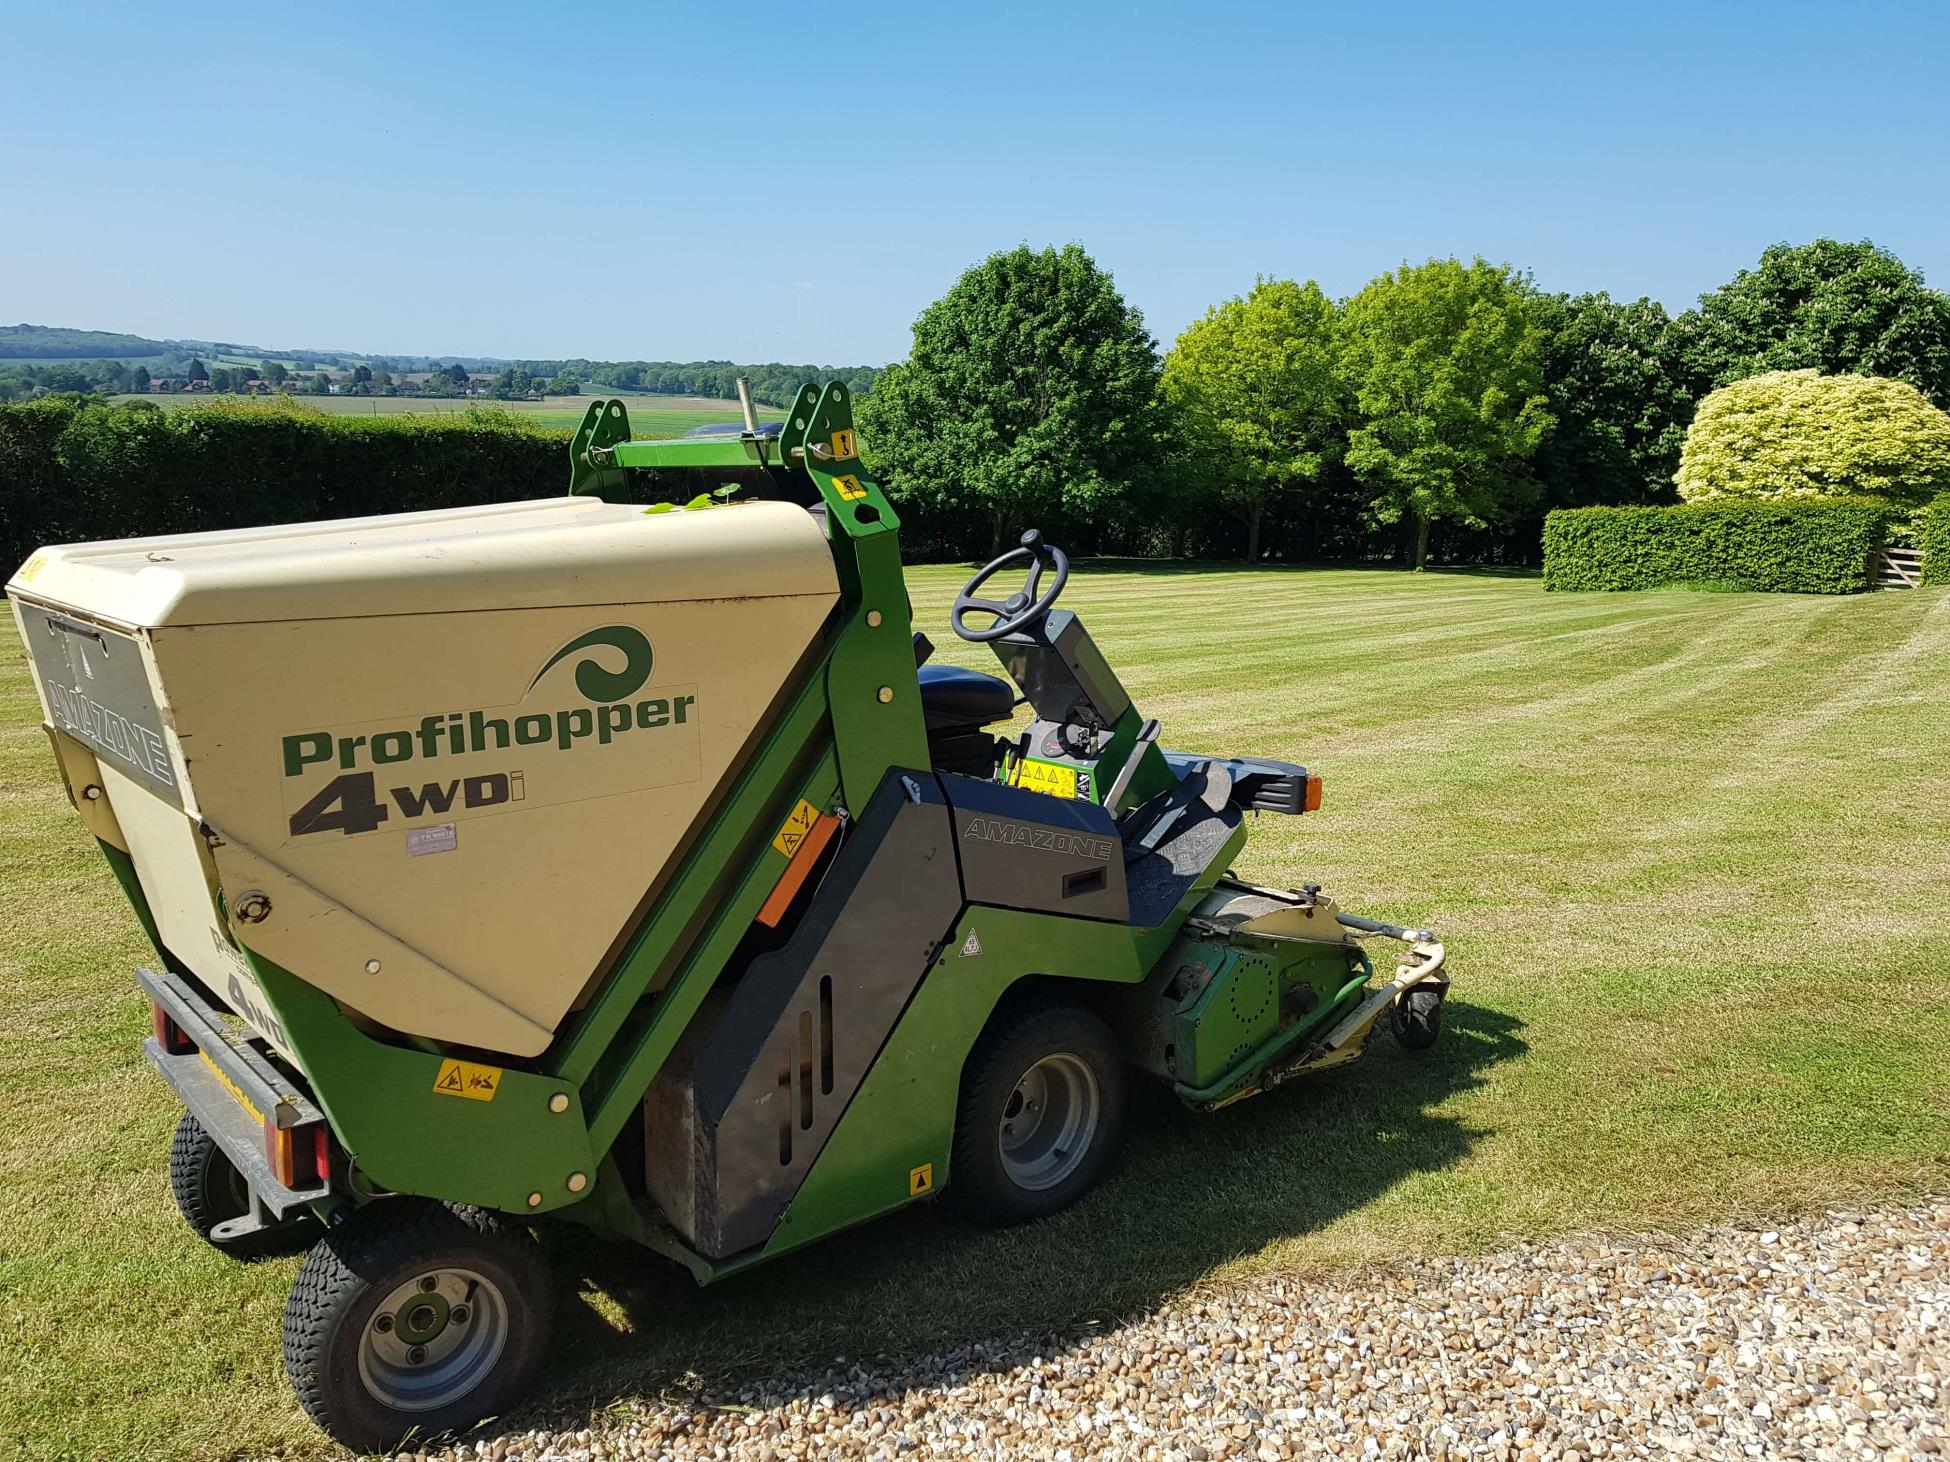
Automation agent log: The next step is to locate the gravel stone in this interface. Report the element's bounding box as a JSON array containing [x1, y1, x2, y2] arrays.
[[420, 1200, 1946, 1462]]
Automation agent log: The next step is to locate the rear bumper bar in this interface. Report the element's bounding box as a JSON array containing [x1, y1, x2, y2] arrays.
[[137, 966, 332, 1221]]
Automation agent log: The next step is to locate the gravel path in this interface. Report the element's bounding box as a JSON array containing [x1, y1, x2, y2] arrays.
[[425, 1201, 1946, 1462]]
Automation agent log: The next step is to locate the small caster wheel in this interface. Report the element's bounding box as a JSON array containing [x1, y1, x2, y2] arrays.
[[283, 1197, 554, 1452], [1390, 986, 1444, 1052], [170, 1112, 252, 1247], [952, 1001, 1126, 1227], [170, 1112, 311, 1256]]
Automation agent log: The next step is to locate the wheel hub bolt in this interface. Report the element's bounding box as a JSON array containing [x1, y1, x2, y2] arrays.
[[449, 1304, 469, 1325], [418, 1275, 439, 1292], [374, 1314, 394, 1334], [407, 1345, 427, 1365]]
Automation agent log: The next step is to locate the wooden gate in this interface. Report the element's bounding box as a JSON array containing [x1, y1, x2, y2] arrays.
[[1870, 546, 1923, 588]]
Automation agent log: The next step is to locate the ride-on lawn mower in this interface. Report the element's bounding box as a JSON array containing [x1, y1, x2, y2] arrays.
[[7, 381, 1447, 1451]]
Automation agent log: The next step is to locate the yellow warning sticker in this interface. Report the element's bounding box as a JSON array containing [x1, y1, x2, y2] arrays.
[[14, 553, 45, 583], [433, 1058, 502, 1102], [830, 428, 857, 460], [772, 798, 820, 857], [1010, 757, 1079, 799], [909, 1162, 934, 1196], [831, 473, 868, 501]]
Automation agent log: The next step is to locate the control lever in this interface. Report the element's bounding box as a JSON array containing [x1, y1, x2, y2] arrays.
[[1103, 719, 1161, 818]]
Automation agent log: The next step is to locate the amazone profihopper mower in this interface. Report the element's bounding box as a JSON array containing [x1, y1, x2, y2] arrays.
[[7, 381, 1447, 1450]]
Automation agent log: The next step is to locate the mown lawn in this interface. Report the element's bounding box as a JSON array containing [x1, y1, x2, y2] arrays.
[[2, 566, 1946, 1459]]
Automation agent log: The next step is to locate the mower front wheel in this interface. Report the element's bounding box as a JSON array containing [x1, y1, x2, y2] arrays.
[[283, 1197, 554, 1453], [952, 1001, 1126, 1227], [1389, 985, 1445, 1052]]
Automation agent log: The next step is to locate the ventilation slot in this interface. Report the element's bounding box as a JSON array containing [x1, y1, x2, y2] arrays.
[[819, 976, 835, 1095], [798, 1010, 815, 1131], [776, 1060, 792, 1165]]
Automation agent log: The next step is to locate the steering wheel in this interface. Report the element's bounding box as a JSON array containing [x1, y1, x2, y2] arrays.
[[952, 529, 1070, 643]]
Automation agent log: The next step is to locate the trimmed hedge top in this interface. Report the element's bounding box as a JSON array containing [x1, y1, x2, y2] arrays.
[[1, 397, 568, 575], [1544, 498, 1894, 595]]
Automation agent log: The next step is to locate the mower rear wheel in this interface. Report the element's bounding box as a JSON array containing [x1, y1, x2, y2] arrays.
[[1390, 986, 1445, 1052], [283, 1197, 553, 1453], [952, 1002, 1126, 1227]]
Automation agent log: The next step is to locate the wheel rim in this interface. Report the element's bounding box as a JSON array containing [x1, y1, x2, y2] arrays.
[[358, 1267, 509, 1413], [220, 1161, 250, 1219], [998, 1052, 1100, 1192]]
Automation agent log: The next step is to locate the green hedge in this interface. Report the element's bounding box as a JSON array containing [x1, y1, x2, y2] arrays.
[[1, 398, 568, 575], [1922, 495, 1950, 586], [1543, 499, 1894, 594]]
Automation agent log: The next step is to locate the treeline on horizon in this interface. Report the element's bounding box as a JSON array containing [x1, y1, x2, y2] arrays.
[[0, 325, 882, 409], [8, 237, 1950, 571], [855, 237, 1950, 566]]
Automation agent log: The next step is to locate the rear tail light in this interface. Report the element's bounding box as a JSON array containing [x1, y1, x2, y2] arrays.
[[1303, 775, 1324, 813], [151, 1001, 195, 1055], [265, 1120, 330, 1189]]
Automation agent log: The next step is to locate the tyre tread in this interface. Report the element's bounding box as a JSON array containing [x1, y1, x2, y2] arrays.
[[283, 1198, 553, 1452]]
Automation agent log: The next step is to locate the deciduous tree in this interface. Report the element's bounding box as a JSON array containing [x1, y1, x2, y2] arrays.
[[1681, 239, 1950, 405], [857, 244, 1160, 553], [1161, 278, 1344, 560], [1675, 369, 1950, 509], [1533, 291, 1694, 507], [1339, 258, 1553, 567]]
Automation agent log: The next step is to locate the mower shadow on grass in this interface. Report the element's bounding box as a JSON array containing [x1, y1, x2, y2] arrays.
[[534, 999, 1526, 1425]]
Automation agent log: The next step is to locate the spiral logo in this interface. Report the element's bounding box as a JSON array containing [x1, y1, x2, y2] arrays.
[[526, 626, 654, 703]]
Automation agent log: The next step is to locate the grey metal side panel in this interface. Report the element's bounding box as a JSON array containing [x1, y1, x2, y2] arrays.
[[674, 770, 963, 1258], [941, 773, 1130, 923], [18, 608, 182, 808]]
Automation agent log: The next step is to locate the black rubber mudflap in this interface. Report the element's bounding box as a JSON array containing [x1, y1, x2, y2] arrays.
[[642, 771, 963, 1259]]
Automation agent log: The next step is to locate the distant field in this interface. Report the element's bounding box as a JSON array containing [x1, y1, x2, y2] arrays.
[[97, 393, 783, 438]]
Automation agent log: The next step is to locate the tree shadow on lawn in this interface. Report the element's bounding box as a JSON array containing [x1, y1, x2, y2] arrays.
[[533, 1000, 1527, 1424], [925, 557, 1542, 582]]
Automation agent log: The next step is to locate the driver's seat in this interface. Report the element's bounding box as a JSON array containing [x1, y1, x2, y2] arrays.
[[917, 664, 1014, 731]]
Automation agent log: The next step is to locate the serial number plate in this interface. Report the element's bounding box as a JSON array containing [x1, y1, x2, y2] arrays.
[[1011, 757, 1080, 799]]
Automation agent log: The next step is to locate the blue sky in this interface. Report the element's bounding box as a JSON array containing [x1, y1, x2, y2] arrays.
[[5, 1, 1947, 364]]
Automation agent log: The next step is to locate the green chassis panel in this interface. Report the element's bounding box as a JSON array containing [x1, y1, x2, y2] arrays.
[[239, 948, 599, 1216]]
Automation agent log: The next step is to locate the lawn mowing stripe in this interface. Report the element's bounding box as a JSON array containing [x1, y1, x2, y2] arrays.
[[2, 569, 1946, 1461]]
